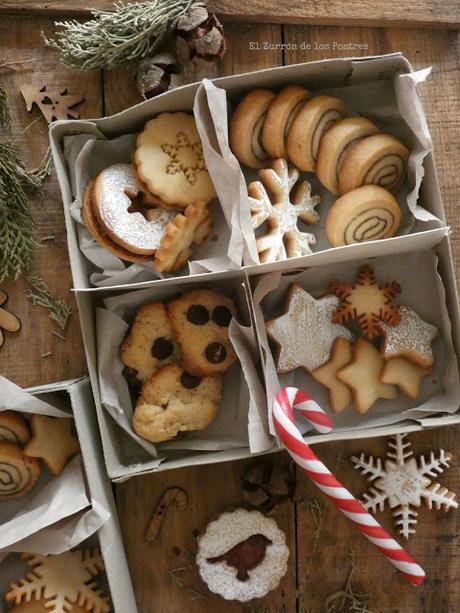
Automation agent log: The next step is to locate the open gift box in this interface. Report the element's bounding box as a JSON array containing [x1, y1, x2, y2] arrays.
[[0, 378, 137, 613]]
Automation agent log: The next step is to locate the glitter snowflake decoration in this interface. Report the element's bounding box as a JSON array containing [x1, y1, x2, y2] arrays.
[[6, 549, 110, 613], [161, 131, 205, 185], [352, 434, 458, 539]]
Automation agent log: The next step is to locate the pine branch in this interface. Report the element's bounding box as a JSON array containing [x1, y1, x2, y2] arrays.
[[25, 275, 72, 332]]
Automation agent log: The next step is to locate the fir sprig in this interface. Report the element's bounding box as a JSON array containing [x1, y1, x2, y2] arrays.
[[25, 275, 72, 332], [43, 0, 193, 71]]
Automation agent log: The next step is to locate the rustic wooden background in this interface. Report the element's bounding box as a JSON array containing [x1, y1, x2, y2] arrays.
[[0, 2, 459, 611]]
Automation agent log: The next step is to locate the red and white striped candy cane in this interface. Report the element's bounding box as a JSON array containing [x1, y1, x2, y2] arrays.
[[273, 386, 425, 586]]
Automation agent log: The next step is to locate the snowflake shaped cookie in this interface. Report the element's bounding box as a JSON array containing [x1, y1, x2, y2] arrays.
[[248, 159, 321, 263], [352, 434, 458, 539], [6, 549, 110, 613], [161, 131, 205, 185], [330, 264, 401, 339]]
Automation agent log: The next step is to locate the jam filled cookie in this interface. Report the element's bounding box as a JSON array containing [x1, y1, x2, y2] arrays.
[[0, 411, 30, 445], [325, 185, 401, 247], [0, 442, 41, 499], [229, 89, 276, 169], [134, 112, 216, 207], [261, 85, 311, 159], [133, 363, 222, 443], [121, 302, 180, 383], [316, 117, 380, 194], [337, 133, 409, 194], [286, 95, 347, 172], [167, 289, 237, 376]]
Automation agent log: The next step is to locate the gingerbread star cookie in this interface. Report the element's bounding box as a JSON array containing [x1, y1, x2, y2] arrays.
[[312, 338, 353, 413], [337, 338, 397, 414], [380, 358, 430, 401], [330, 264, 401, 340], [248, 158, 320, 263], [266, 284, 354, 374], [379, 305, 438, 369], [24, 415, 80, 475]]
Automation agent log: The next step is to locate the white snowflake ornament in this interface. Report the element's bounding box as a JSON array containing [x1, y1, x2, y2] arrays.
[[352, 433, 458, 539]]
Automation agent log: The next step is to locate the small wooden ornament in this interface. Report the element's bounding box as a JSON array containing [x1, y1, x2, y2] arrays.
[[145, 487, 188, 542], [21, 84, 84, 122], [0, 290, 21, 348]]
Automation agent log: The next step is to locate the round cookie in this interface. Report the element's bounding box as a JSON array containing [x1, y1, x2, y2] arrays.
[[325, 185, 401, 247], [316, 117, 380, 194], [133, 363, 222, 443], [0, 411, 30, 445], [167, 289, 237, 376], [337, 133, 409, 194], [120, 302, 180, 383], [261, 85, 310, 159], [196, 508, 289, 602], [229, 89, 276, 169], [134, 112, 216, 207], [0, 442, 41, 499], [286, 95, 347, 172]]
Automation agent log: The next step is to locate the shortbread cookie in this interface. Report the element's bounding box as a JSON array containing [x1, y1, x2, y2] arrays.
[[379, 305, 438, 369], [154, 200, 212, 272], [330, 264, 401, 340], [229, 89, 276, 168], [0, 442, 41, 499], [121, 302, 180, 383], [312, 338, 353, 413], [337, 133, 409, 194], [7, 599, 89, 613], [133, 363, 222, 443], [262, 85, 311, 159], [326, 185, 401, 247], [248, 158, 320, 263], [286, 95, 347, 172], [197, 508, 289, 602], [380, 357, 430, 400], [0, 411, 30, 445], [134, 112, 216, 207], [266, 284, 354, 374], [337, 339, 397, 414], [167, 289, 237, 376], [24, 415, 80, 475], [316, 117, 380, 194]]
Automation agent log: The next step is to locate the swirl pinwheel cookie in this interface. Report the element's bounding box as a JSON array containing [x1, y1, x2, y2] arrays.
[[0, 442, 41, 499], [0, 411, 30, 445], [337, 133, 409, 194], [326, 185, 401, 247], [248, 159, 320, 263]]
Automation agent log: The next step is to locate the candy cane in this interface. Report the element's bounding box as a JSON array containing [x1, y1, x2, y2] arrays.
[[273, 387, 425, 586]]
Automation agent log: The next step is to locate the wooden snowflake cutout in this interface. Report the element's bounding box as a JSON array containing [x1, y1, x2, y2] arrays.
[[330, 264, 401, 339], [352, 434, 458, 539], [21, 84, 85, 122], [248, 159, 320, 263], [161, 131, 205, 185], [6, 549, 110, 613]]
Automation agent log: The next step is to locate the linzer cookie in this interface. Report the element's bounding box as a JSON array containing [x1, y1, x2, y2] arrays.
[[0, 442, 41, 499], [167, 288, 237, 376], [266, 284, 354, 374], [0, 411, 30, 445], [134, 112, 215, 207], [197, 508, 289, 602]]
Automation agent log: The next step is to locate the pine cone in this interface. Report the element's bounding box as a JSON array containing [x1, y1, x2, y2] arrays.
[[136, 52, 184, 99], [172, 2, 226, 63]]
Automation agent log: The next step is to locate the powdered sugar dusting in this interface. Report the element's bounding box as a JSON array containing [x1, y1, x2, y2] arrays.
[[197, 509, 289, 602]]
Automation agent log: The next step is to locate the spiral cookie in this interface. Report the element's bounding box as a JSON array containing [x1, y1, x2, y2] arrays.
[[261, 85, 310, 159], [0, 442, 41, 499], [316, 117, 380, 194], [337, 133, 409, 194], [326, 185, 401, 247], [229, 89, 276, 169], [0, 411, 30, 445], [286, 95, 347, 172]]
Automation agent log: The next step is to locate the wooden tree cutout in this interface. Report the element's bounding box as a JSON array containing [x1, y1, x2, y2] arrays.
[[21, 84, 85, 122]]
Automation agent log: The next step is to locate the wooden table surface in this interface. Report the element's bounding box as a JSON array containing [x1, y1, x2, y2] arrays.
[[1, 3, 459, 612]]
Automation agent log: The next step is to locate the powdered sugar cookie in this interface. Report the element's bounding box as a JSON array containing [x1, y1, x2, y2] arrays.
[[266, 284, 354, 374], [134, 112, 215, 207], [197, 508, 289, 602], [312, 337, 353, 413], [380, 357, 430, 400], [0, 411, 30, 445]]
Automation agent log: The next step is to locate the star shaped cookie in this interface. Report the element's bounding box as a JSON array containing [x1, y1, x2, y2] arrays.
[[266, 284, 354, 374], [161, 131, 205, 185], [337, 338, 397, 414], [380, 305, 438, 369], [24, 414, 80, 475], [380, 357, 430, 401], [312, 337, 353, 413]]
